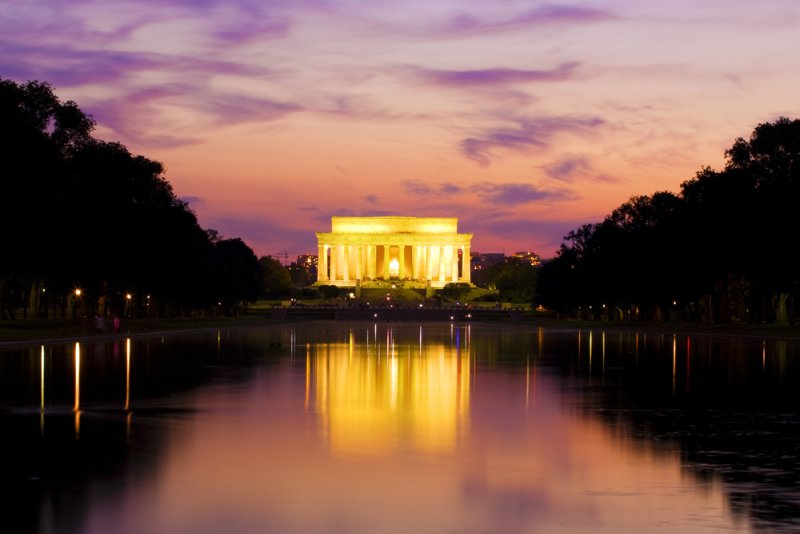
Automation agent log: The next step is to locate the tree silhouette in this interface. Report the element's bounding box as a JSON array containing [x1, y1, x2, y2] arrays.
[[259, 256, 293, 298], [1, 78, 261, 318], [539, 118, 800, 324]]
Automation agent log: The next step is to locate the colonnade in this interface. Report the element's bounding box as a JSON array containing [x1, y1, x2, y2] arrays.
[[317, 243, 471, 286], [316, 216, 473, 288]]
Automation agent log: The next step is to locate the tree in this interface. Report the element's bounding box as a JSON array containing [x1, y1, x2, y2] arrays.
[[538, 118, 800, 324], [288, 262, 316, 288], [259, 256, 293, 298], [1, 79, 94, 316], [439, 282, 471, 301], [1, 78, 263, 318], [493, 259, 538, 302], [212, 239, 262, 314], [471, 261, 505, 289]]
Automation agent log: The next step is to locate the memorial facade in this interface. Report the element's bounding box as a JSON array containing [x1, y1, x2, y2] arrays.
[[316, 216, 472, 288]]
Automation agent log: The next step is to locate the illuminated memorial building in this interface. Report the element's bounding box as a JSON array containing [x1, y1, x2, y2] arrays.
[[316, 216, 472, 288]]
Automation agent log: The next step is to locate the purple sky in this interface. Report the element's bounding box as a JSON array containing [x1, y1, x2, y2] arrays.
[[3, 0, 799, 259]]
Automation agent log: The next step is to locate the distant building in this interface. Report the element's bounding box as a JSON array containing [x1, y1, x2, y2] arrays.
[[296, 254, 318, 269], [290, 255, 318, 287], [470, 252, 505, 272], [511, 251, 541, 266], [294, 254, 318, 279]]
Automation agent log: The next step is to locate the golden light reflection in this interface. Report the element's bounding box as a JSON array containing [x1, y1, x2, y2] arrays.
[[602, 331, 606, 378], [74, 342, 81, 437], [40, 345, 45, 411], [305, 344, 311, 411], [311, 328, 470, 455], [686, 336, 692, 384], [525, 357, 537, 412], [537, 327, 543, 357], [125, 337, 131, 411], [40, 345, 46, 435], [74, 342, 81, 412], [672, 335, 677, 396]]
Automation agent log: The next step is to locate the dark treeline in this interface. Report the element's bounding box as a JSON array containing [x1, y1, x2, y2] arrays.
[[1, 79, 262, 319], [538, 118, 800, 324]]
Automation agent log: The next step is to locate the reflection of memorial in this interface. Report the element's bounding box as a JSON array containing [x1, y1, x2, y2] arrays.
[[309, 327, 471, 455], [316, 216, 473, 288]]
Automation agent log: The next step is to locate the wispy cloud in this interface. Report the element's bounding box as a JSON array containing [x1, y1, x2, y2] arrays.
[[84, 82, 301, 146], [439, 4, 617, 35], [405, 179, 574, 207], [403, 180, 433, 195], [211, 15, 290, 46], [0, 41, 271, 88], [543, 156, 592, 182], [200, 93, 302, 125], [543, 155, 621, 184], [439, 182, 463, 194], [471, 182, 575, 206], [413, 62, 579, 87], [403, 180, 465, 196], [363, 194, 380, 203], [461, 116, 604, 166]]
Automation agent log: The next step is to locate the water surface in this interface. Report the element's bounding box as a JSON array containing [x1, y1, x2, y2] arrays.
[[2, 323, 799, 533]]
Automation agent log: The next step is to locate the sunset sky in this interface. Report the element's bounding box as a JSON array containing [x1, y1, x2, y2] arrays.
[[3, 0, 799, 259]]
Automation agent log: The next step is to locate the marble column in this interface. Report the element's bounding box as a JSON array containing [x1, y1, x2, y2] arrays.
[[383, 245, 390, 279], [340, 245, 348, 282], [398, 245, 405, 279], [317, 244, 327, 282], [367, 245, 376, 279], [462, 245, 471, 283], [438, 245, 446, 282], [451, 247, 459, 282], [330, 244, 338, 281]]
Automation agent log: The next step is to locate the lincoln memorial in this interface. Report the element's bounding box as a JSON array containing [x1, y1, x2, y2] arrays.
[[316, 216, 472, 288]]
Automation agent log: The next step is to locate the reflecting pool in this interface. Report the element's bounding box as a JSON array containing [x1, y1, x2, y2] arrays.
[[1, 323, 799, 533]]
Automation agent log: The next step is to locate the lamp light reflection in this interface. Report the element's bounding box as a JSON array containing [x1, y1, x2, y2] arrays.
[[672, 335, 677, 396], [125, 338, 131, 411], [40, 345, 46, 435], [74, 342, 81, 438], [40, 345, 46, 411]]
